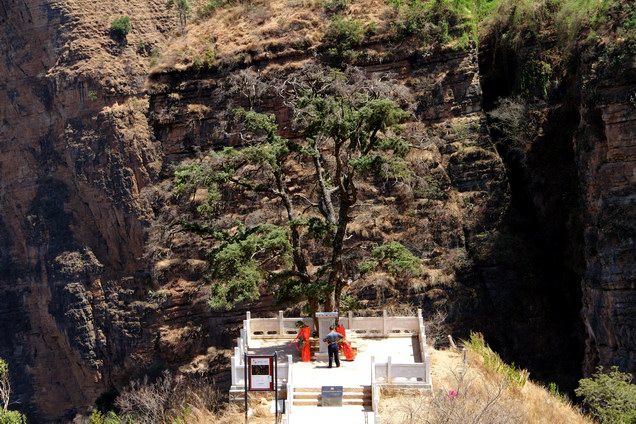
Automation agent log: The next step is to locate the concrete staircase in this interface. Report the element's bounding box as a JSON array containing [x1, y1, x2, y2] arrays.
[[293, 386, 372, 407]]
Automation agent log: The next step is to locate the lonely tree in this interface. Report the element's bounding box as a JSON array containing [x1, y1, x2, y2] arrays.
[[173, 66, 420, 315]]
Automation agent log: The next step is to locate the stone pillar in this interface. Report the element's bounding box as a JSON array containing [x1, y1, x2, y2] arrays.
[[315, 311, 339, 356]]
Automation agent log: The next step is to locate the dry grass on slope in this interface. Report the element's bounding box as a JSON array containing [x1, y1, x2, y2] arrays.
[[49, 0, 177, 93], [154, 0, 392, 72], [380, 335, 590, 424]]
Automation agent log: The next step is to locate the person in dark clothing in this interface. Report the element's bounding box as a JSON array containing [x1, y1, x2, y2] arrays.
[[323, 325, 344, 368]]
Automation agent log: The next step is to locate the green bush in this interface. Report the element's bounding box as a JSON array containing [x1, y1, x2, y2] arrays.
[[359, 241, 421, 277], [389, 0, 475, 46], [88, 410, 121, 424], [321, 17, 365, 64], [323, 0, 349, 14], [575, 366, 636, 424], [0, 410, 27, 424], [110, 16, 131, 39]]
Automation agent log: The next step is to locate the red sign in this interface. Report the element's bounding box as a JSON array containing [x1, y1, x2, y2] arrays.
[[248, 355, 274, 391]]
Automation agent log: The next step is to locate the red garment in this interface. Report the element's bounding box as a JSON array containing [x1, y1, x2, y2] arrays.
[[336, 325, 356, 361], [294, 326, 311, 362]]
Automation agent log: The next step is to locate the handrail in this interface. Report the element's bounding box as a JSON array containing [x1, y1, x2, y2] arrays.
[[371, 356, 379, 417], [286, 354, 293, 423], [246, 310, 421, 339]]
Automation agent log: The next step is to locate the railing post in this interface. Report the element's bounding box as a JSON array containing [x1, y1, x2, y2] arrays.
[[232, 349, 241, 384], [382, 310, 388, 336], [387, 356, 392, 383], [371, 355, 375, 379], [287, 354, 293, 416], [245, 311, 252, 347], [371, 356, 379, 416], [425, 352, 431, 387], [240, 328, 247, 354], [278, 310, 284, 335], [348, 311, 353, 329]]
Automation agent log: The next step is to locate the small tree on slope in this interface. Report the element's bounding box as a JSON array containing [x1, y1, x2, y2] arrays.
[[0, 359, 26, 423]]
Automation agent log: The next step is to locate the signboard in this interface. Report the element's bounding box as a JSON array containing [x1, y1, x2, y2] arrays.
[[243, 353, 278, 423], [315, 311, 339, 318], [248, 355, 274, 391], [321, 385, 343, 407]]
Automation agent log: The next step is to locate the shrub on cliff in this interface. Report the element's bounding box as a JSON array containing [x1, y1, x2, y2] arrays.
[[321, 17, 365, 65], [166, 0, 191, 29], [389, 0, 475, 47], [110, 16, 131, 40], [359, 242, 421, 277], [0, 359, 26, 424], [575, 366, 636, 424]]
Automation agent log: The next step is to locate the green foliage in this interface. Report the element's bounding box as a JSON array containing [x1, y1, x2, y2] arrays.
[[576, 366, 636, 424], [414, 175, 448, 200], [208, 224, 292, 310], [547, 382, 568, 403], [173, 162, 222, 216], [166, 0, 191, 27], [339, 293, 360, 312], [0, 411, 26, 424], [87, 90, 99, 101], [110, 16, 131, 39], [359, 241, 421, 277], [323, 0, 349, 15], [465, 332, 529, 389], [389, 0, 476, 47], [322, 17, 365, 64], [88, 410, 121, 424], [0, 359, 25, 424], [192, 47, 216, 70], [520, 59, 552, 100]]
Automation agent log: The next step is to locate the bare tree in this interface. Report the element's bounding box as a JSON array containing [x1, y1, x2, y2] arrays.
[[0, 359, 11, 411]]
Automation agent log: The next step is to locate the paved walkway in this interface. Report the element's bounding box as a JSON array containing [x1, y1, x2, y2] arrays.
[[290, 406, 375, 424], [293, 337, 419, 386], [250, 336, 420, 423], [250, 337, 419, 387]]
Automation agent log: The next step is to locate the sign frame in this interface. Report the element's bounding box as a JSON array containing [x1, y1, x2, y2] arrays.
[[244, 353, 279, 423], [247, 355, 275, 391]]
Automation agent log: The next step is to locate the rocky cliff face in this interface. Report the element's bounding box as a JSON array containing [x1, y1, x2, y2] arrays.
[[0, 0, 634, 421], [0, 1, 226, 421], [478, 5, 636, 385], [576, 52, 636, 376]]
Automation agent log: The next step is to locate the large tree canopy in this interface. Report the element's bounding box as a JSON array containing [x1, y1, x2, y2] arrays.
[[173, 66, 421, 314]]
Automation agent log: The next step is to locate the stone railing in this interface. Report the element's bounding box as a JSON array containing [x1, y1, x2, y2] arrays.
[[374, 360, 431, 386], [244, 310, 421, 344]]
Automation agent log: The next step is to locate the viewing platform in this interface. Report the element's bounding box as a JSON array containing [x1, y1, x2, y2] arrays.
[[230, 309, 432, 424]]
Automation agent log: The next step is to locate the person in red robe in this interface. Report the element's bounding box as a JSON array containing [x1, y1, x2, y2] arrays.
[[293, 324, 311, 362], [336, 324, 356, 361]]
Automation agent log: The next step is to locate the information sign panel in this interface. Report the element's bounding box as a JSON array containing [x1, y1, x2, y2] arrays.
[[248, 355, 274, 391]]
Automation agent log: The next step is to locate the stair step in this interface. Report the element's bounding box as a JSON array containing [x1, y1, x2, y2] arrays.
[[293, 399, 371, 407], [294, 386, 370, 393], [293, 393, 372, 400]]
